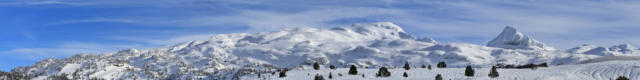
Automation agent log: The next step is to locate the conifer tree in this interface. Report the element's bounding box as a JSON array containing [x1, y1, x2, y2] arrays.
[[328, 72, 333, 79], [348, 65, 358, 75], [313, 62, 320, 70], [435, 74, 443, 80], [402, 72, 408, 77], [488, 66, 499, 78], [464, 65, 474, 77], [279, 71, 287, 78], [376, 67, 391, 77], [421, 64, 426, 68], [314, 74, 324, 80], [404, 62, 411, 70], [428, 64, 432, 70]]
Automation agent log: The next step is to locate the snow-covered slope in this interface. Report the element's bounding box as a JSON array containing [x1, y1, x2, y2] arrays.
[[487, 26, 554, 51], [254, 60, 640, 80], [3, 22, 639, 80], [567, 44, 640, 56]]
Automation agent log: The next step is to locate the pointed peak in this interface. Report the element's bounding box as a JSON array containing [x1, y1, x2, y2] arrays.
[[504, 26, 516, 31], [487, 26, 554, 50], [500, 26, 521, 35]]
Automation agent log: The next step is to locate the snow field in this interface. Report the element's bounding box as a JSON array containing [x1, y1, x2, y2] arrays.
[[245, 60, 640, 80]]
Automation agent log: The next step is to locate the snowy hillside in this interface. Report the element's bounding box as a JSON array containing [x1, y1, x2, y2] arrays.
[[250, 60, 640, 80], [1, 22, 639, 80]]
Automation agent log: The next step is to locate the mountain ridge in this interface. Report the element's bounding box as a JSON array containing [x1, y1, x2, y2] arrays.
[[2, 22, 639, 80], [487, 26, 554, 51]]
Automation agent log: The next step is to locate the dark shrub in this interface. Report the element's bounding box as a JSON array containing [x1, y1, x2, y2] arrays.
[[464, 65, 474, 77], [402, 72, 408, 77], [314, 74, 324, 80], [437, 62, 446, 68], [279, 71, 287, 78], [348, 65, 358, 75], [537, 63, 548, 67], [329, 65, 336, 69], [376, 67, 391, 77], [328, 72, 332, 79], [488, 66, 499, 78], [435, 74, 442, 80], [404, 62, 411, 70], [616, 76, 629, 80], [313, 62, 321, 70]]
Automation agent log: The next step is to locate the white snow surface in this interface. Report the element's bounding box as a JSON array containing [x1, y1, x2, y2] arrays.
[[568, 44, 640, 56], [5, 22, 640, 80], [250, 60, 640, 80]]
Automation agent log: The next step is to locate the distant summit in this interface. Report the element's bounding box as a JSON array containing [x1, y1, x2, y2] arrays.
[[487, 26, 554, 50], [569, 44, 640, 56]]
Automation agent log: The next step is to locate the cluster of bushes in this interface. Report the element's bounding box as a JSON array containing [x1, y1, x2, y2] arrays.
[[299, 61, 492, 79], [278, 61, 640, 80], [497, 62, 548, 69], [301, 61, 499, 80], [616, 76, 629, 80]]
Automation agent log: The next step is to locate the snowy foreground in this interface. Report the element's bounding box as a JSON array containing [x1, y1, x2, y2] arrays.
[[246, 60, 640, 80]]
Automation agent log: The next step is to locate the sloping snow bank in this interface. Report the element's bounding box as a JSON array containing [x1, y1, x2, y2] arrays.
[[251, 60, 640, 80]]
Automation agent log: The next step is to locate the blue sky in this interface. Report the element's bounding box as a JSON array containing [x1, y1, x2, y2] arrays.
[[1, 0, 640, 71]]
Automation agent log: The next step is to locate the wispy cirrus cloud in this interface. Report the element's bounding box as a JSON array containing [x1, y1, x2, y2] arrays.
[[46, 18, 137, 26], [107, 34, 214, 46], [0, 42, 147, 60], [34, 0, 640, 48]]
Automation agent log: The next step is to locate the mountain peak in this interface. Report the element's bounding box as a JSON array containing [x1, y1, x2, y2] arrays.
[[487, 26, 554, 50], [503, 26, 518, 33], [610, 44, 638, 53], [611, 44, 636, 49], [350, 22, 405, 33]]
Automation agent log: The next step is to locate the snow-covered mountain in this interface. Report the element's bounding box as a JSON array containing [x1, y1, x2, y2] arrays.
[[1, 22, 639, 80], [567, 44, 640, 56], [487, 26, 554, 51]]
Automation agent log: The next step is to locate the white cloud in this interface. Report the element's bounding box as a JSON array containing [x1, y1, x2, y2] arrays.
[[0, 42, 148, 60], [108, 34, 214, 46], [20, 0, 640, 49], [26, 0, 98, 6], [46, 18, 137, 26]]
